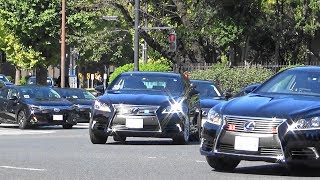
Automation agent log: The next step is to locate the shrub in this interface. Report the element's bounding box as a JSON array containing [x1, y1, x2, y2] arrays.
[[108, 61, 172, 84], [6, 76, 13, 82], [189, 63, 273, 94], [18, 76, 27, 85]]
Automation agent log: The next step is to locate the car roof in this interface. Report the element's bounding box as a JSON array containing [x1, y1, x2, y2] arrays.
[[191, 79, 214, 84], [286, 66, 320, 72], [121, 71, 181, 78]]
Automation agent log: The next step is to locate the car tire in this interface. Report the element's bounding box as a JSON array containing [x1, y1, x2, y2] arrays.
[[62, 124, 73, 129], [113, 135, 126, 142], [196, 112, 202, 141], [172, 116, 190, 145], [206, 156, 240, 172], [89, 121, 108, 144], [17, 110, 28, 129]]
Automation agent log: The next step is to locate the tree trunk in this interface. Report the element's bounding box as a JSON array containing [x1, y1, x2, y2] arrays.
[[36, 64, 48, 85], [15, 68, 20, 85]]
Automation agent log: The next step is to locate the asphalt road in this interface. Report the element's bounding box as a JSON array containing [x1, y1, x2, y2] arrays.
[[0, 124, 319, 180]]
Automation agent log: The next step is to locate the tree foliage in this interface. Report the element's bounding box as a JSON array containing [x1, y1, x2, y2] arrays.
[[0, 20, 42, 69]]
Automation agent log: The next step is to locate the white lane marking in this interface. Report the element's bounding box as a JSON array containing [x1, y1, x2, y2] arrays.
[[0, 166, 47, 171], [196, 160, 206, 163], [0, 130, 55, 136], [147, 157, 157, 159]]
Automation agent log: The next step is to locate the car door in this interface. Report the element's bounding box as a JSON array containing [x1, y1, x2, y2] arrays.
[[4, 87, 20, 123], [0, 87, 9, 123]]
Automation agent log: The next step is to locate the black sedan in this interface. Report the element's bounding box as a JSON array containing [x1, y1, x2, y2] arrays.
[[191, 80, 226, 137], [89, 71, 201, 144], [201, 66, 320, 171], [0, 85, 75, 129], [54, 88, 95, 123]]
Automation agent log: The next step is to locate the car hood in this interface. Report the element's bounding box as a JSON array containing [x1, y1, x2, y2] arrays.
[[221, 93, 320, 119], [200, 98, 225, 109], [100, 93, 179, 106], [24, 98, 73, 106], [67, 98, 94, 105]]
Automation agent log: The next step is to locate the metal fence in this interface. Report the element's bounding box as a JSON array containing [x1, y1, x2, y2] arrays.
[[178, 61, 320, 73]]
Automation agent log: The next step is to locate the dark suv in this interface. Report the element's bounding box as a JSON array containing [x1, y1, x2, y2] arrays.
[[89, 71, 201, 144]]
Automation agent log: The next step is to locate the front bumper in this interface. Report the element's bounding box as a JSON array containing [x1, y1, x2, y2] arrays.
[[200, 121, 320, 166], [90, 107, 186, 138], [28, 110, 74, 125]]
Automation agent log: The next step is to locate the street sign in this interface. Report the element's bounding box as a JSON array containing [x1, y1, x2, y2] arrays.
[[69, 76, 77, 88]]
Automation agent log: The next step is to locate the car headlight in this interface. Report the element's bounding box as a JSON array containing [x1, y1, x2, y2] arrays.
[[291, 117, 320, 130], [162, 101, 184, 114], [28, 105, 43, 111], [207, 108, 222, 125], [94, 100, 111, 112]]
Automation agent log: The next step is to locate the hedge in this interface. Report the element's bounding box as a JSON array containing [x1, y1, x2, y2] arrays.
[[188, 63, 274, 94]]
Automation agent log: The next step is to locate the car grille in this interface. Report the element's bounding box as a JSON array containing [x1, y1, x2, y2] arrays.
[[290, 148, 319, 160], [224, 115, 285, 134], [219, 144, 283, 157], [113, 105, 159, 116]]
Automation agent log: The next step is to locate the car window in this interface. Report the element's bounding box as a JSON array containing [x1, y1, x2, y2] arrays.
[[7, 88, 18, 100], [83, 91, 95, 100], [19, 87, 61, 99], [0, 75, 9, 82], [0, 88, 8, 99], [192, 81, 222, 98], [257, 70, 320, 96], [109, 75, 183, 95], [27, 77, 53, 86]]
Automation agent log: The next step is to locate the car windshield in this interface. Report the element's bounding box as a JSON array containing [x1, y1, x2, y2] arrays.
[[108, 74, 183, 95], [191, 81, 222, 98], [256, 70, 320, 96], [55, 89, 95, 100], [0, 75, 9, 82], [18, 86, 61, 99], [28, 77, 53, 86]]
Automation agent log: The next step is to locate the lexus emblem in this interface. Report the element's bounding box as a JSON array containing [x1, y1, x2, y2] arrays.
[[244, 121, 255, 132], [131, 107, 140, 114], [54, 108, 60, 112]]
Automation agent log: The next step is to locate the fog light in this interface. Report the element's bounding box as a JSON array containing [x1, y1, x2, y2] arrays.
[[311, 117, 320, 127], [296, 119, 306, 129]]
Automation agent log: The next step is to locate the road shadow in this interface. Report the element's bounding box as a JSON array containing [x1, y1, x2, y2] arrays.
[[222, 163, 320, 177], [0, 124, 88, 130], [107, 139, 200, 146]]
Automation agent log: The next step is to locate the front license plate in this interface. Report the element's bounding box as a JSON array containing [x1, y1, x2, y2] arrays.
[[53, 115, 63, 121], [126, 118, 143, 128], [234, 136, 259, 151]]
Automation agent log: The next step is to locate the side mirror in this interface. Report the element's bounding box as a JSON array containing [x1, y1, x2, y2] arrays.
[[234, 83, 261, 98], [225, 91, 233, 100]]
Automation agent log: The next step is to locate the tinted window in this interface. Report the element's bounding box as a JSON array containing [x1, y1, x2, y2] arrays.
[[0, 75, 9, 82], [192, 81, 222, 98], [19, 86, 61, 99], [257, 70, 320, 96], [108, 74, 183, 95], [8, 88, 18, 99], [27, 77, 53, 86], [56, 89, 95, 100], [0, 88, 8, 99]]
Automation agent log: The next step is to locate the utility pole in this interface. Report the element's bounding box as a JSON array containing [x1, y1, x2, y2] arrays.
[[134, 0, 140, 71], [142, 2, 148, 64], [60, 0, 66, 88]]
